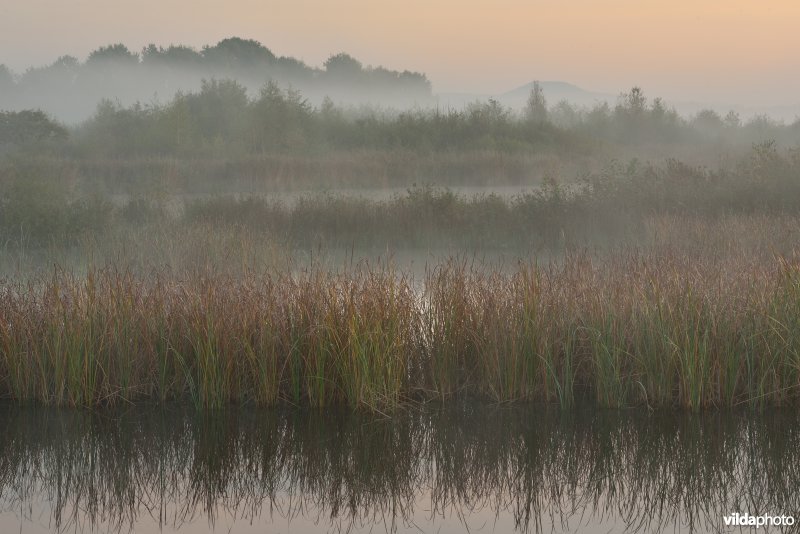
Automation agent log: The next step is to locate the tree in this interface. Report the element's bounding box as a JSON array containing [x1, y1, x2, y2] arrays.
[[47, 56, 80, 83], [17, 56, 78, 88], [525, 81, 548, 123], [52, 55, 80, 69], [86, 44, 139, 67], [250, 81, 312, 151], [586, 101, 611, 133], [723, 110, 741, 129], [324, 53, 363, 78], [399, 70, 432, 96], [467, 98, 510, 134], [142, 44, 203, 67], [692, 109, 724, 133], [202, 37, 276, 68], [0, 110, 68, 145], [650, 97, 666, 120], [178, 79, 250, 143], [613, 87, 650, 141], [550, 100, 579, 128], [0, 64, 14, 91], [618, 86, 646, 116]]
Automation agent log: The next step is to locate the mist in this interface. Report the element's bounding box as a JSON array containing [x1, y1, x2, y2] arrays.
[[0, 37, 434, 124], [0, 34, 800, 409], [4, 36, 800, 127], [2, 37, 800, 277]]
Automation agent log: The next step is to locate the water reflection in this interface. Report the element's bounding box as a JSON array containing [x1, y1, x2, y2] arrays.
[[0, 404, 797, 533]]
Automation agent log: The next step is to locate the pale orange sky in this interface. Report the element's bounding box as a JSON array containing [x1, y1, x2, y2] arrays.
[[1, 0, 799, 105]]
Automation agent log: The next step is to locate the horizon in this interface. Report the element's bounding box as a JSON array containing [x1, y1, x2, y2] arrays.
[[2, 1, 799, 109]]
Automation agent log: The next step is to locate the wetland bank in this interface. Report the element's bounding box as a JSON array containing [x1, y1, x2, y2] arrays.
[[2, 36, 800, 532]]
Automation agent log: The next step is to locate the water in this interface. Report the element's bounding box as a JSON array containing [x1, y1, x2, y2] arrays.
[[0, 404, 797, 533]]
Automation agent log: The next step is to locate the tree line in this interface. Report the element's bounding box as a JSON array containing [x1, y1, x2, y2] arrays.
[[2, 81, 799, 158], [0, 37, 433, 122]]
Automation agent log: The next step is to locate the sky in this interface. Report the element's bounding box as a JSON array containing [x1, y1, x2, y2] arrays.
[[1, 0, 799, 106]]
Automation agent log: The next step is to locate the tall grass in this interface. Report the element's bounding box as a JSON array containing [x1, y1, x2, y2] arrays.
[[1, 252, 799, 411]]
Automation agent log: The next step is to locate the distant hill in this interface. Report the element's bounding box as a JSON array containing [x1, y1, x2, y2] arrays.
[[501, 81, 614, 108], [436, 81, 614, 111]]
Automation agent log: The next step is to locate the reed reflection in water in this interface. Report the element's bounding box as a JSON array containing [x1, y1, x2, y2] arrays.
[[0, 405, 797, 533]]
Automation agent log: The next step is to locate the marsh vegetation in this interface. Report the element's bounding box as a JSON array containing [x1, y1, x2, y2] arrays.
[[2, 41, 800, 415], [2, 250, 800, 411], [3, 36, 800, 534]]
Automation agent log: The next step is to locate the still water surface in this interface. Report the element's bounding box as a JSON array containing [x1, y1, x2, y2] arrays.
[[1, 404, 797, 533]]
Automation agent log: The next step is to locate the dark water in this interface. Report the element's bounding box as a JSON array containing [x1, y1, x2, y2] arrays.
[[0, 404, 797, 533]]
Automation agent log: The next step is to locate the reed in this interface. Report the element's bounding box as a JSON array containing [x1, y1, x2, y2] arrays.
[[1, 252, 799, 411]]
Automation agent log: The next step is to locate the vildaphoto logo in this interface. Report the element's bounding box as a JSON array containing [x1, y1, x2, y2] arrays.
[[723, 513, 795, 528]]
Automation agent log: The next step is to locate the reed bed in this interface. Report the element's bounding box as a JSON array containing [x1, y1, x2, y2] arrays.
[[1, 253, 799, 410]]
